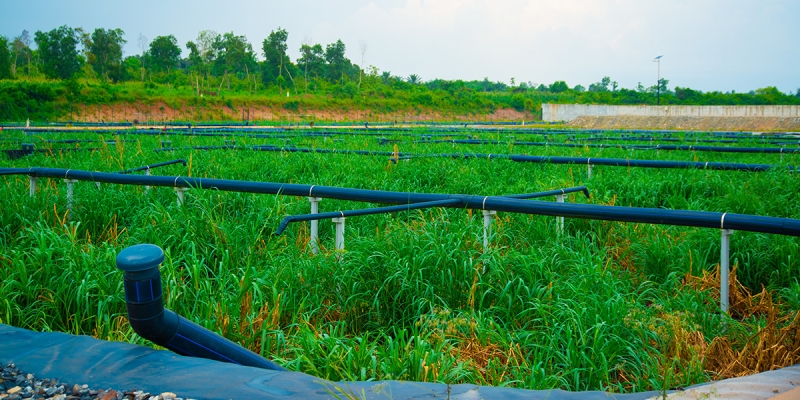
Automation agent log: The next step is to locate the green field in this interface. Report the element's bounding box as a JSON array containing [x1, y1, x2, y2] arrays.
[[1, 127, 799, 393]]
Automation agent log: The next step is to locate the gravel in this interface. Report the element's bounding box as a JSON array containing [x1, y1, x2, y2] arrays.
[[0, 364, 193, 400]]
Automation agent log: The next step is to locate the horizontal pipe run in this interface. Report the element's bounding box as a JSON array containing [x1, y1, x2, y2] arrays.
[[245, 145, 796, 172], [17, 123, 800, 139], [502, 186, 590, 200], [117, 159, 187, 174], [516, 141, 800, 154], [275, 199, 461, 235], [416, 152, 795, 172], [420, 139, 800, 155], [577, 136, 796, 146], [3, 167, 800, 237]]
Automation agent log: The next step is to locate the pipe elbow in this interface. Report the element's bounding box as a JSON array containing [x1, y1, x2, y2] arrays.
[[116, 244, 286, 371]]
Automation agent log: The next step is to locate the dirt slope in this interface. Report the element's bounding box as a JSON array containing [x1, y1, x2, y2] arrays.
[[64, 102, 532, 124], [568, 116, 800, 132]]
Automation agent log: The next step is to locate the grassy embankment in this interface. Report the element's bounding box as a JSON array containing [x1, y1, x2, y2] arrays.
[[0, 79, 538, 124]]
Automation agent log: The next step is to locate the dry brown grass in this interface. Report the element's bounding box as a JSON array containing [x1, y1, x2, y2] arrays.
[[685, 265, 800, 379], [416, 308, 527, 385]]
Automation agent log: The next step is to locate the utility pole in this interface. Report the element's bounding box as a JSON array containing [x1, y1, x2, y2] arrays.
[[653, 55, 663, 105]]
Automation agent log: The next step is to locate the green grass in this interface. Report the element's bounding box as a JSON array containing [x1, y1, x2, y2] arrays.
[[0, 126, 799, 392]]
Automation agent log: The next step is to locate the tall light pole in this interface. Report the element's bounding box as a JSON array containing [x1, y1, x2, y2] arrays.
[[653, 55, 663, 105]]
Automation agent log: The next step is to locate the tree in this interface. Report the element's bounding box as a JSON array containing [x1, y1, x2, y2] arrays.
[[261, 28, 289, 86], [149, 35, 181, 75], [0, 36, 12, 79], [193, 30, 218, 78], [215, 33, 255, 78], [186, 41, 202, 70], [186, 30, 219, 92], [675, 86, 701, 102], [137, 34, 148, 81], [89, 28, 126, 82], [549, 80, 568, 93], [12, 30, 32, 78], [573, 84, 586, 92], [358, 41, 367, 89], [298, 43, 324, 77], [324, 39, 352, 82], [195, 31, 218, 63], [211, 32, 257, 91], [589, 76, 611, 92], [407, 74, 422, 84], [123, 56, 141, 82], [34, 25, 83, 80], [658, 78, 669, 93], [381, 71, 392, 84]]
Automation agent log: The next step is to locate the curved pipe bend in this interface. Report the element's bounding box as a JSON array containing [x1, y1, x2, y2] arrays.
[[116, 244, 286, 371]]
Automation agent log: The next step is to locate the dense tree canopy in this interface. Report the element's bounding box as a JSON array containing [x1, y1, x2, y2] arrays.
[[89, 28, 126, 82], [261, 28, 289, 86], [0, 36, 11, 80], [34, 25, 83, 80], [148, 35, 180, 74]]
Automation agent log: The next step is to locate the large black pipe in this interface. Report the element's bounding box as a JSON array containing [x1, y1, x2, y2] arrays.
[[17, 122, 799, 138], [116, 244, 286, 370], [577, 136, 796, 146], [4, 167, 800, 236], [117, 159, 187, 174], [246, 145, 797, 172], [275, 199, 461, 235], [418, 139, 800, 154], [275, 187, 589, 234], [503, 186, 590, 200]]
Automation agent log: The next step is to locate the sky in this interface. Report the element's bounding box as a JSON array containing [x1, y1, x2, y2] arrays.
[[3, 0, 798, 93]]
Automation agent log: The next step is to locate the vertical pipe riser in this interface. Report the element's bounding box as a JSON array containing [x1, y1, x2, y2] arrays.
[[309, 197, 321, 254], [720, 229, 734, 313], [482, 210, 496, 252], [556, 195, 566, 235], [175, 187, 188, 206], [65, 179, 78, 219], [334, 218, 345, 251], [29, 176, 37, 197]]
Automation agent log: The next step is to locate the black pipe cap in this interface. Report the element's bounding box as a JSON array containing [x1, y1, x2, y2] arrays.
[[117, 244, 164, 273]]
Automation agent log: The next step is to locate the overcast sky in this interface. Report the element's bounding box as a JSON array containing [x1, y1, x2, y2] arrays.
[[3, 0, 798, 93]]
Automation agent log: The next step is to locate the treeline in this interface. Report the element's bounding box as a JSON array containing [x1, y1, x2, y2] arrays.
[[0, 25, 799, 122], [0, 26, 370, 94]]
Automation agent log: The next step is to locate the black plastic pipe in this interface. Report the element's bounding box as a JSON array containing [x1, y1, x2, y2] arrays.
[[275, 199, 461, 235], [2, 147, 100, 161], [577, 136, 796, 145], [503, 186, 590, 200], [117, 159, 187, 174], [17, 123, 798, 139], [276, 188, 589, 234], [115, 244, 286, 371], [246, 145, 797, 172], [398, 152, 798, 172], [4, 167, 800, 236], [418, 139, 800, 154]]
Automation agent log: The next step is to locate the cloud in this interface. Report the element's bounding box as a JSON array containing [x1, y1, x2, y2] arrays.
[[2, 0, 798, 92]]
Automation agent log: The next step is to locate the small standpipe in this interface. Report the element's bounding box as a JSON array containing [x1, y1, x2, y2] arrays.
[[116, 244, 286, 370]]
